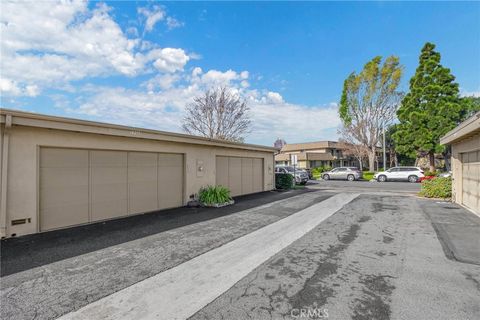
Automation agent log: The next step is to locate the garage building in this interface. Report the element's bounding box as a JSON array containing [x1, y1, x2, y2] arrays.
[[0, 109, 276, 238], [440, 111, 480, 215]]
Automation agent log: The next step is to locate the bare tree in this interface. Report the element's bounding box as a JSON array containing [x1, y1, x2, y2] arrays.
[[182, 87, 251, 142], [338, 130, 369, 170], [339, 56, 403, 171]]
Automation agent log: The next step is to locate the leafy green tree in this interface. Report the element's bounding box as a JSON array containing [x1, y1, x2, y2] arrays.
[[339, 56, 403, 172], [394, 42, 464, 171], [460, 96, 480, 119]]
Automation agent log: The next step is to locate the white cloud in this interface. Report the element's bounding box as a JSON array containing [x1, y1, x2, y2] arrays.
[[61, 70, 340, 145], [166, 17, 184, 30], [138, 6, 184, 32], [0, 1, 190, 97], [265, 91, 284, 104], [138, 6, 166, 32], [144, 74, 181, 91], [149, 48, 190, 73], [2, 1, 341, 145]]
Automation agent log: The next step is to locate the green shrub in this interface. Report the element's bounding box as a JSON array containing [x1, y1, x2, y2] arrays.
[[419, 177, 452, 199], [311, 166, 333, 179], [362, 171, 375, 181], [199, 185, 232, 205], [423, 170, 437, 177], [275, 173, 293, 190]]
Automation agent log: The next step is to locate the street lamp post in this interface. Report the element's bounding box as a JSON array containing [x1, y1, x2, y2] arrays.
[[383, 122, 387, 171]]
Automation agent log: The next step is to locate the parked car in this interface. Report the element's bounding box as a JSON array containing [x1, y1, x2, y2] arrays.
[[321, 167, 362, 181], [275, 166, 309, 184], [438, 171, 452, 178], [374, 167, 425, 183]]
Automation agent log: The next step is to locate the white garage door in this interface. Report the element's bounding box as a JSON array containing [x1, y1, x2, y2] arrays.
[[462, 150, 480, 214], [40, 148, 184, 231], [216, 156, 263, 197]]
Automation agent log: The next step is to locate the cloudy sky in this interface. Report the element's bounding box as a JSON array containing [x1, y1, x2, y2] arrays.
[[1, 1, 479, 145]]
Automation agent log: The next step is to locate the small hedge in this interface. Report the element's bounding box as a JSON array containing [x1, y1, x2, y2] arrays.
[[419, 177, 452, 199], [275, 173, 294, 190], [199, 185, 232, 205], [363, 171, 375, 181], [311, 166, 332, 180]]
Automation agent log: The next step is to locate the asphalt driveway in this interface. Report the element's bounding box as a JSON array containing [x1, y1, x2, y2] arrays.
[[1, 186, 479, 320]]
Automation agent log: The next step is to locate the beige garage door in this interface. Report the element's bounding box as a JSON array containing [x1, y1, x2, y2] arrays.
[[462, 150, 480, 213], [216, 156, 263, 197], [40, 148, 184, 231]]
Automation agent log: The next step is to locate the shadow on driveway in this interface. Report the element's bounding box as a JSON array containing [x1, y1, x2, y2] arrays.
[[1, 189, 312, 277]]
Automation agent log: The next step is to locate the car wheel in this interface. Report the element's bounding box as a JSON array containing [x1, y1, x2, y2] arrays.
[[378, 175, 387, 182], [408, 175, 418, 183], [323, 174, 330, 180], [347, 174, 355, 181]]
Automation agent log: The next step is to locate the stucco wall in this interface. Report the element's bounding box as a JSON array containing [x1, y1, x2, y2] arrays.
[[1, 125, 274, 237], [450, 132, 480, 205]]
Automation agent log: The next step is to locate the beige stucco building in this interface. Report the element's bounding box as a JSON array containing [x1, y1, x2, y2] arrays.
[[0, 109, 276, 238], [274, 141, 359, 169], [440, 111, 480, 215]]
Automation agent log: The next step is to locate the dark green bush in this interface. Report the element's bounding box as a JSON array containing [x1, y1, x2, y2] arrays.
[[199, 185, 232, 205], [419, 177, 452, 199], [275, 173, 293, 190]]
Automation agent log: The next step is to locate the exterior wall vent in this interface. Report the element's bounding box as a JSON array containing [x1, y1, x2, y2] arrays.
[[11, 219, 27, 225]]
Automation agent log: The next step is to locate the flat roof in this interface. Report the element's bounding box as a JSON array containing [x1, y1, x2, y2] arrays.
[[0, 109, 277, 153], [440, 111, 480, 145]]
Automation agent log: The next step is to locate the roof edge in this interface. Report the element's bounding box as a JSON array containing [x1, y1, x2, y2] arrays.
[[0, 109, 278, 152]]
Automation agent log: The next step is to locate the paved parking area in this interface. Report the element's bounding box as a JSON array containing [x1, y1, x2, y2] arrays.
[[191, 195, 480, 320], [1, 185, 479, 320], [1, 190, 332, 320]]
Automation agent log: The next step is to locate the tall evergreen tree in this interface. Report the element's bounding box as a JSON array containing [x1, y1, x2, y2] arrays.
[[393, 42, 463, 171]]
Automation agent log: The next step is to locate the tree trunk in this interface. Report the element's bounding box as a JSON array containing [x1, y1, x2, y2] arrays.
[[429, 152, 436, 172], [368, 150, 376, 172]]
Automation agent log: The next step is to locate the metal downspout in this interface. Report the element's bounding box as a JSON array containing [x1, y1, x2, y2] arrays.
[[0, 114, 12, 238]]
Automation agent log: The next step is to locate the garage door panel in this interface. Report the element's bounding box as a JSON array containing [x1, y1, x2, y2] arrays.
[[217, 156, 264, 197], [128, 152, 158, 214], [91, 151, 128, 221], [40, 148, 184, 230], [228, 157, 242, 196], [40, 148, 88, 168], [158, 154, 183, 209], [216, 156, 229, 187], [252, 158, 264, 193], [241, 158, 253, 195], [158, 153, 183, 167], [40, 149, 89, 231], [462, 150, 480, 214]]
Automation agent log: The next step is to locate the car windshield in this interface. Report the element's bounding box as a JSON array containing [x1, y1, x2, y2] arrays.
[[283, 166, 295, 172]]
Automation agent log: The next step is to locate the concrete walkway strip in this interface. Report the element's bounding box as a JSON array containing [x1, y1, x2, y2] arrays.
[[59, 193, 359, 320]]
